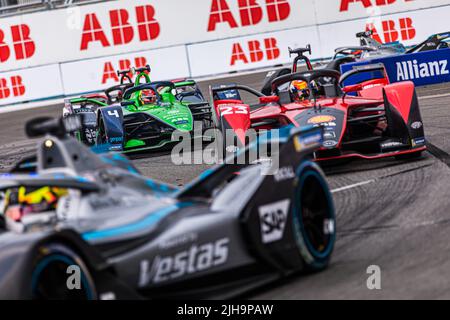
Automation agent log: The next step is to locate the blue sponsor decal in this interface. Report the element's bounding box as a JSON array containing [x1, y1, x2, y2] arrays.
[[413, 137, 426, 146], [341, 48, 450, 87], [109, 137, 123, 143]]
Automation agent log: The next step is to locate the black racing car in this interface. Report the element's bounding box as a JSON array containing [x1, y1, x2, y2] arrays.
[[0, 115, 336, 299]]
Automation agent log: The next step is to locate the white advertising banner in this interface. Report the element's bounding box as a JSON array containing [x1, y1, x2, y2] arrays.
[[0, 64, 63, 106], [188, 26, 322, 77], [61, 45, 190, 95], [318, 5, 450, 58], [315, 0, 450, 24], [0, 0, 316, 72]]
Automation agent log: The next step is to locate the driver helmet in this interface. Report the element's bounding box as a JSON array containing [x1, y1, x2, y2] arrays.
[[139, 89, 157, 105], [3, 186, 68, 222], [290, 80, 310, 101]]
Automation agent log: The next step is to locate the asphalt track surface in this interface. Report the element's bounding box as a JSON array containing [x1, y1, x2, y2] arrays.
[[1, 71, 450, 299]]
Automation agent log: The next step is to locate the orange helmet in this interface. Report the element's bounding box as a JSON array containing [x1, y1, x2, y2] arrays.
[[291, 80, 308, 91], [290, 80, 310, 101]]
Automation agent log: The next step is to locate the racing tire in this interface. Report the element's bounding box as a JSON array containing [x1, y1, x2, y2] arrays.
[[96, 116, 107, 146], [31, 243, 97, 300], [293, 164, 336, 272]]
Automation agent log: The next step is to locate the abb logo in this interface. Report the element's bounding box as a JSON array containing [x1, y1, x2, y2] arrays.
[[102, 56, 148, 84], [81, 5, 160, 51], [231, 38, 280, 66], [367, 17, 416, 43], [208, 0, 291, 32], [0, 25, 35, 63], [340, 0, 415, 12], [0, 76, 25, 99]]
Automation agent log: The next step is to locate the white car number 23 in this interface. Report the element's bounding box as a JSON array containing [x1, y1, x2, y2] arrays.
[[219, 105, 249, 116]]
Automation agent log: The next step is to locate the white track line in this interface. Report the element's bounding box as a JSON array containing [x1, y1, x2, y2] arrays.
[[331, 179, 375, 194], [418, 92, 450, 100]]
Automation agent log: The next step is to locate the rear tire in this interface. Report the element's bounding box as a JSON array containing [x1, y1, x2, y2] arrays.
[[31, 243, 97, 300], [293, 165, 336, 271]]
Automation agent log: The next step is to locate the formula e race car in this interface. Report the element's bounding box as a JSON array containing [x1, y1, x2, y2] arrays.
[[63, 66, 213, 152], [262, 31, 450, 96], [212, 63, 426, 162], [330, 31, 450, 71], [0, 115, 336, 299], [406, 32, 450, 53]]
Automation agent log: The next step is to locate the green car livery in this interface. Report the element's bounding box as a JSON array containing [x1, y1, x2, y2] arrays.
[[63, 66, 213, 153]]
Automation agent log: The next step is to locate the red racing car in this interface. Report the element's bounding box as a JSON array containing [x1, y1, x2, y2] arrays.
[[210, 63, 426, 162]]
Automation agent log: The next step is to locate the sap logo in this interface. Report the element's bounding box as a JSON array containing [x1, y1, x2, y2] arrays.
[[231, 38, 280, 66], [274, 166, 295, 182], [340, 0, 409, 12], [139, 238, 229, 286], [0, 76, 25, 100], [396, 60, 449, 81], [208, 0, 291, 32], [80, 6, 160, 51], [259, 199, 290, 243], [102, 56, 148, 84], [0, 25, 35, 62], [366, 17, 415, 43]]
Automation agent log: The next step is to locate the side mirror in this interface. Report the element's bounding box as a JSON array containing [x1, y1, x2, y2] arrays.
[[25, 115, 82, 138], [121, 100, 135, 107], [259, 96, 280, 104], [342, 83, 363, 94]]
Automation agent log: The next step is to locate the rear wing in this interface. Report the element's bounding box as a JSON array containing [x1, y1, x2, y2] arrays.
[[177, 126, 323, 200], [333, 46, 376, 59], [210, 83, 264, 101], [356, 30, 383, 47], [406, 32, 450, 54], [171, 78, 208, 105], [339, 63, 388, 87], [288, 45, 313, 72]]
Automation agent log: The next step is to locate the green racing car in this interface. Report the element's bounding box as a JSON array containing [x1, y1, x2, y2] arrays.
[[63, 66, 214, 153]]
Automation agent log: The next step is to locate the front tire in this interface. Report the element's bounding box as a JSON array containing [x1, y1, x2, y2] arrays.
[[293, 165, 336, 271], [31, 243, 97, 300]]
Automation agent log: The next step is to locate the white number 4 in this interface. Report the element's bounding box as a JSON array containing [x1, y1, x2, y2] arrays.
[[107, 110, 120, 118]]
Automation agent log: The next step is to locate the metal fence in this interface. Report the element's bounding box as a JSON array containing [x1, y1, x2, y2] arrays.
[[0, 0, 108, 16]]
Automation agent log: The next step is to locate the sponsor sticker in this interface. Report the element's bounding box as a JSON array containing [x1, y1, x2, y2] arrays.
[[323, 140, 338, 148], [258, 199, 290, 243], [293, 131, 322, 152], [381, 141, 404, 149], [412, 137, 426, 146], [139, 238, 230, 286], [411, 121, 423, 130], [307, 115, 336, 125], [274, 166, 295, 182]]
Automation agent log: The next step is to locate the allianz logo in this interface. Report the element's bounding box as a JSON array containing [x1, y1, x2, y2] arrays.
[[396, 59, 449, 81]]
